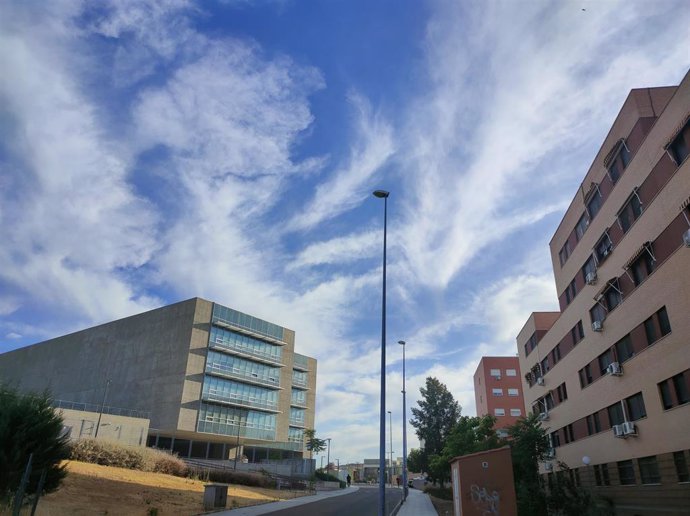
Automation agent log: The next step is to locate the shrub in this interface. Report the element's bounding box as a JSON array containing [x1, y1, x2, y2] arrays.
[[424, 485, 453, 500], [0, 385, 70, 504], [187, 468, 273, 488]]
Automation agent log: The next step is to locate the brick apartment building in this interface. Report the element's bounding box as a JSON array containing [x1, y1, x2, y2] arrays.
[[517, 70, 690, 514], [473, 356, 526, 436]]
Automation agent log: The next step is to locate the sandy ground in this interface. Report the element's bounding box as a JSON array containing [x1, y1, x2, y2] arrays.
[[17, 461, 307, 516]]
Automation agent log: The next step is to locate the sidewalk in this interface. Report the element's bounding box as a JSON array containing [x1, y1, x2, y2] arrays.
[[396, 487, 437, 516], [213, 486, 358, 515]]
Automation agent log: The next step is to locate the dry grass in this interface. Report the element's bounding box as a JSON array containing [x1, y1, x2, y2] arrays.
[[23, 461, 307, 516], [428, 493, 454, 516]]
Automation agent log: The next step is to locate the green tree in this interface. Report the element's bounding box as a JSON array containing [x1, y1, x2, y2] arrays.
[[410, 377, 461, 483], [304, 429, 326, 460], [406, 448, 425, 474], [546, 462, 612, 516], [506, 413, 549, 516], [0, 385, 70, 504]]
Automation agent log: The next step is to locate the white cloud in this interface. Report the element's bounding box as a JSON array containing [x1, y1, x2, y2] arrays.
[[287, 229, 380, 270]]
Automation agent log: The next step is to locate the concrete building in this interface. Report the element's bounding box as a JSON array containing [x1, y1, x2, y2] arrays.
[[0, 298, 317, 464], [517, 71, 690, 514], [473, 356, 526, 435]]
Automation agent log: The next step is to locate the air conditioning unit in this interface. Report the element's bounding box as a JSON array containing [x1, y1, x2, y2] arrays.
[[585, 271, 597, 285], [544, 462, 553, 471], [622, 421, 637, 436], [602, 248, 610, 257], [539, 411, 549, 421], [613, 424, 625, 438], [606, 362, 623, 376], [683, 229, 690, 247], [537, 377, 545, 386], [592, 320, 603, 332], [544, 448, 556, 459]]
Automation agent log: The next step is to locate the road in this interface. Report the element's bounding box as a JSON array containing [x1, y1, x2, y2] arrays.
[[262, 486, 403, 516]]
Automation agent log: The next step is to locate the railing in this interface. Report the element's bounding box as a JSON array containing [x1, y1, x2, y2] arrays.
[[289, 419, 306, 427], [202, 390, 279, 412], [206, 362, 281, 389], [212, 318, 286, 345], [196, 420, 276, 440], [52, 399, 150, 420], [209, 340, 283, 366], [290, 397, 307, 408], [292, 377, 308, 388]]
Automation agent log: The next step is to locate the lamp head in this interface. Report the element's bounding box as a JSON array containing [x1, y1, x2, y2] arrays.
[[398, 340, 406, 345], [373, 190, 390, 198]]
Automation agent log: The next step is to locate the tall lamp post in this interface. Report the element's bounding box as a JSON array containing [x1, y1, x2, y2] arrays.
[[398, 340, 408, 501], [388, 410, 393, 486], [326, 437, 332, 476], [94, 378, 111, 439], [373, 189, 389, 516]]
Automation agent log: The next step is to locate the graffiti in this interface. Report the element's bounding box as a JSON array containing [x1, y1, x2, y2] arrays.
[[470, 484, 500, 516]]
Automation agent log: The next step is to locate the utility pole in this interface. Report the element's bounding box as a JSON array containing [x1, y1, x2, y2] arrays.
[[94, 378, 111, 438]]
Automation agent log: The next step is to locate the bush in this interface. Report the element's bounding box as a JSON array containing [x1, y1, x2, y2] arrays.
[[188, 468, 274, 488], [424, 485, 453, 500], [70, 439, 187, 477], [0, 385, 70, 503], [314, 470, 345, 488]]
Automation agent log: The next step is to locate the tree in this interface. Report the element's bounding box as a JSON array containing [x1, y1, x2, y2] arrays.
[[304, 429, 326, 460], [0, 385, 70, 504], [410, 377, 461, 484], [406, 448, 425, 474], [506, 413, 550, 516]]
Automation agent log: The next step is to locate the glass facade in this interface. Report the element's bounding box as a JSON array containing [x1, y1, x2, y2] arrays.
[[288, 427, 304, 444], [289, 407, 306, 426], [202, 375, 279, 411], [293, 353, 309, 370], [197, 402, 276, 440], [292, 370, 308, 387], [209, 326, 282, 363], [213, 304, 285, 342], [291, 388, 307, 406], [206, 350, 281, 387]]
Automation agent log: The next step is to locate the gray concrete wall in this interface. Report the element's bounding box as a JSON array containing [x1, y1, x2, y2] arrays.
[[0, 298, 199, 433], [58, 408, 150, 447]]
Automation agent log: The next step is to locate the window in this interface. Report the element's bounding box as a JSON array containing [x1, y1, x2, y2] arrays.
[[492, 388, 503, 396], [668, 121, 690, 165], [563, 424, 574, 444], [550, 431, 561, 448], [617, 460, 636, 485], [541, 357, 550, 374], [545, 392, 554, 410], [594, 464, 611, 486], [608, 160, 621, 183], [661, 371, 690, 409], [575, 213, 589, 241], [552, 344, 561, 364], [571, 321, 585, 345], [506, 369, 517, 376], [524, 333, 538, 356], [673, 451, 689, 482], [556, 382, 568, 403], [658, 307, 671, 336], [618, 190, 643, 233], [644, 316, 657, 345], [490, 368, 501, 378], [590, 303, 606, 325], [615, 334, 634, 363], [508, 388, 519, 397], [673, 373, 690, 405], [608, 402, 624, 426], [626, 392, 647, 421], [595, 232, 614, 263], [630, 248, 655, 286], [638, 456, 661, 485], [603, 280, 622, 311], [586, 413, 601, 435], [494, 408, 505, 416], [660, 379, 674, 410], [607, 141, 631, 183], [564, 279, 578, 305], [559, 241, 571, 266], [582, 255, 597, 283], [598, 349, 614, 375], [510, 409, 522, 417], [579, 364, 593, 387], [586, 189, 602, 220]]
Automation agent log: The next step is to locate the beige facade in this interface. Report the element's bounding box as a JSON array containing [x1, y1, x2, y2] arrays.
[[517, 71, 690, 514], [0, 298, 317, 463], [56, 405, 150, 447]]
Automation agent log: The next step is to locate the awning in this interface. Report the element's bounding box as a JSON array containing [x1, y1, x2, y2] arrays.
[[583, 182, 601, 203], [603, 138, 626, 167], [594, 278, 621, 301], [623, 241, 655, 270], [681, 195, 690, 212]]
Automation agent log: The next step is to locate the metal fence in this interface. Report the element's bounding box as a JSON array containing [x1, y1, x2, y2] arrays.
[[52, 399, 150, 420]]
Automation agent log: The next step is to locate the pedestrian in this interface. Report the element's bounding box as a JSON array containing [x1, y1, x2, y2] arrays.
[[396, 476, 401, 488], [346, 474, 351, 487]]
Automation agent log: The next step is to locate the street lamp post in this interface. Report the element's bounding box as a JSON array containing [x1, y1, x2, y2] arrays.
[[94, 378, 111, 439], [373, 189, 389, 516], [326, 438, 332, 476], [399, 340, 408, 501], [388, 410, 393, 486]]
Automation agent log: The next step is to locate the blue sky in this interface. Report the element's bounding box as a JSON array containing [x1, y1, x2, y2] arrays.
[[1, 0, 689, 464]]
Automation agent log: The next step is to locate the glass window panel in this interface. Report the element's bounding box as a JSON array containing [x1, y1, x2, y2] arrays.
[[673, 451, 689, 482], [659, 380, 674, 410], [638, 456, 661, 485], [617, 460, 636, 485], [673, 374, 690, 405], [607, 402, 624, 426], [657, 307, 671, 336], [626, 393, 647, 421], [615, 335, 634, 363]]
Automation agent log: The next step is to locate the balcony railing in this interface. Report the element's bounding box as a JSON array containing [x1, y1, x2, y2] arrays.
[[293, 354, 309, 371], [52, 399, 150, 420], [202, 390, 279, 413], [206, 362, 281, 389], [289, 418, 306, 428], [212, 318, 285, 345], [196, 420, 276, 440], [292, 377, 308, 388], [290, 398, 308, 408], [209, 339, 283, 366]]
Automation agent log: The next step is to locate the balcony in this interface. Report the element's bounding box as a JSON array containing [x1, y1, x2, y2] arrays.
[[209, 338, 283, 367], [205, 362, 281, 389], [292, 376, 308, 389], [196, 420, 276, 441], [289, 418, 306, 428], [212, 318, 286, 346], [290, 398, 308, 408], [202, 389, 280, 413], [293, 353, 309, 371]]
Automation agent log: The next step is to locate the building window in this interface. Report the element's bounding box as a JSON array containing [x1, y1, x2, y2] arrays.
[[590, 303, 606, 325], [603, 280, 622, 311], [594, 232, 614, 263], [608, 143, 630, 183], [586, 189, 602, 220], [659, 372, 690, 410], [556, 382, 568, 403], [630, 246, 656, 286], [550, 431, 561, 448], [490, 368, 501, 378], [614, 334, 634, 363], [638, 456, 661, 485], [552, 344, 561, 364], [617, 460, 636, 485], [575, 213, 589, 241], [673, 451, 689, 482], [571, 320, 585, 345], [582, 255, 597, 284], [657, 307, 671, 336], [594, 464, 611, 486], [564, 279, 578, 305], [579, 364, 593, 388], [659, 379, 674, 410], [559, 241, 571, 266], [586, 413, 601, 435], [667, 120, 690, 165], [644, 316, 657, 345], [506, 369, 517, 376], [626, 392, 647, 421], [510, 408, 522, 417], [524, 333, 538, 356], [608, 402, 625, 426], [563, 424, 575, 444], [541, 357, 550, 374], [492, 388, 503, 396], [494, 408, 505, 417], [508, 388, 519, 397], [618, 190, 643, 233], [598, 349, 614, 376]]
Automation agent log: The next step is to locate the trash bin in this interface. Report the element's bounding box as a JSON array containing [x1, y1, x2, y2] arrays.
[[203, 484, 228, 510]]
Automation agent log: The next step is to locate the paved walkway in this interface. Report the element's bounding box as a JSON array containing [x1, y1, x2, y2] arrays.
[[214, 486, 359, 515], [397, 488, 437, 516]]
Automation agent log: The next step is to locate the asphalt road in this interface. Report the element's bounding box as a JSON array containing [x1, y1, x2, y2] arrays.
[[262, 486, 403, 516]]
